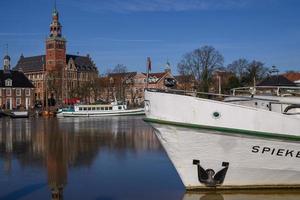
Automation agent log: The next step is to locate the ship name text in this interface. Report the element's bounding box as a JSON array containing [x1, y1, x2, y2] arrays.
[[252, 146, 300, 158]]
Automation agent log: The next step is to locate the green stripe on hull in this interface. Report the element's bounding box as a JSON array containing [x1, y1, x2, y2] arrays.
[[143, 118, 300, 142]]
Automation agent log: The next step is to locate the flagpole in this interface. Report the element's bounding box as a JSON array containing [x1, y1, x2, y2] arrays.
[[146, 57, 151, 89]]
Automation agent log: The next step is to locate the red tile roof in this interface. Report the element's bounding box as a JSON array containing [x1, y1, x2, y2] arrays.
[[283, 72, 300, 82]]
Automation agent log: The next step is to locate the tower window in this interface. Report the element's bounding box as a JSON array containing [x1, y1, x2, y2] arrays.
[[47, 44, 54, 49]]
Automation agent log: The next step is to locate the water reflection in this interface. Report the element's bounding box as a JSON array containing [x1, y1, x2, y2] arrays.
[[183, 190, 300, 200], [0, 117, 163, 200], [3, 118, 298, 200]]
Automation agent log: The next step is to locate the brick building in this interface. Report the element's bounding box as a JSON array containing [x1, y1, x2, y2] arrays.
[[0, 54, 35, 110], [108, 70, 174, 105], [175, 74, 197, 91], [98, 70, 175, 106], [128, 71, 175, 105], [14, 7, 98, 106]]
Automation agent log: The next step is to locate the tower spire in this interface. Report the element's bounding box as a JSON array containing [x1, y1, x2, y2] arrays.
[[49, 0, 62, 38], [3, 44, 11, 72], [5, 44, 8, 56], [54, 0, 57, 12]]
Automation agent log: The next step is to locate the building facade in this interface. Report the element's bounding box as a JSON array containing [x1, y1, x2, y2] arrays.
[[0, 55, 35, 110], [98, 70, 175, 106], [14, 7, 98, 106]]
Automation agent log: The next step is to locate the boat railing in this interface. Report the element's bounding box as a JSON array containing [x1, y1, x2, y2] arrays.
[[231, 86, 300, 96], [146, 88, 277, 101], [146, 88, 300, 108]]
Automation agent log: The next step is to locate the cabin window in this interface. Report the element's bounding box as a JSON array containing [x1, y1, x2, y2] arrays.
[[79, 107, 83, 111], [105, 107, 108, 110], [101, 107, 104, 110], [88, 107, 91, 111], [92, 107, 96, 110], [118, 106, 122, 110], [84, 107, 87, 111], [109, 107, 112, 110]]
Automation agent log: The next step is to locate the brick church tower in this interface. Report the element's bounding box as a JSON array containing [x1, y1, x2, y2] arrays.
[[14, 3, 98, 107], [45, 4, 67, 104], [46, 6, 66, 72]]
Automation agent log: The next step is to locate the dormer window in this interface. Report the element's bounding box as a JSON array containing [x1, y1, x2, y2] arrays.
[[148, 77, 158, 83], [5, 79, 12, 87]]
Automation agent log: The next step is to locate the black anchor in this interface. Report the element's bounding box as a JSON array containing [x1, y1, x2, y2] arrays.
[[193, 160, 229, 187]]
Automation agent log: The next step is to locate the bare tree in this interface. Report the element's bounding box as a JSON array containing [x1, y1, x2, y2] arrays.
[[97, 77, 111, 103], [227, 58, 249, 81], [242, 60, 269, 86], [105, 64, 129, 101], [112, 64, 128, 73], [46, 70, 63, 106], [177, 45, 224, 92]]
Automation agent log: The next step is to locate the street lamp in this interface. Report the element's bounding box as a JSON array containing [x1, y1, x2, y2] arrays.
[[214, 70, 226, 95]]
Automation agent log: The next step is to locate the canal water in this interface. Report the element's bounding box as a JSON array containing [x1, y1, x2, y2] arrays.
[[0, 116, 299, 200]]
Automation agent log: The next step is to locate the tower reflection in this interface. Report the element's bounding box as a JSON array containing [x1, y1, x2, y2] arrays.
[[0, 117, 160, 199], [46, 120, 67, 200]]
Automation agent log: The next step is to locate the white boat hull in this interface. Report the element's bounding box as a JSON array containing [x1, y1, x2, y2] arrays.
[[144, 90, 300, 189], [150, 123, 300, 189], [11, 111, 29, 118], [57, 108, 145, 117]]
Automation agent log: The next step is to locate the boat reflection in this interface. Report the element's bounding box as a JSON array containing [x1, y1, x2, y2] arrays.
[[183, 190, 300, 200], [0, 117, 161, 199]]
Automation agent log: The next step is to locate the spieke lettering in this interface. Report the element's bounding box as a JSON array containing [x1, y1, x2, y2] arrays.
[[252, 146, 300, 158]]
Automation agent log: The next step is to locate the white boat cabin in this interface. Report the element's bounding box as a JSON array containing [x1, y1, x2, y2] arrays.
[[74, 104, 127, 112]]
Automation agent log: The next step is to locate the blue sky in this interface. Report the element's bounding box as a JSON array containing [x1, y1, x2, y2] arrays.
[[0, 0, 300, 74]]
